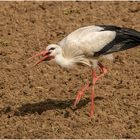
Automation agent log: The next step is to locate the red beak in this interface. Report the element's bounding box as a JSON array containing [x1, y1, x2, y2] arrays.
[[28, 50, 53, 66]]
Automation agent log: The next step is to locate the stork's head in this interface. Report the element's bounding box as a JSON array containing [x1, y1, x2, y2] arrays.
[[29, 44, 62, 66], [46, 44, 62, 56]]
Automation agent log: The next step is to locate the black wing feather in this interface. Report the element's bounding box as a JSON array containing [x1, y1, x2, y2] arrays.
[[94, 25, 140, 57]]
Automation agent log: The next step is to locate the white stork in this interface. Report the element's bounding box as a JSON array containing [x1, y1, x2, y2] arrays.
[[29, 25, 140, 117]]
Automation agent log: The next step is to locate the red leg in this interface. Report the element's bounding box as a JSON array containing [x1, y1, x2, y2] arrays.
[[74, 81, 90, 107], [89, 70, 96, 117], [89, 63, 108, 117]]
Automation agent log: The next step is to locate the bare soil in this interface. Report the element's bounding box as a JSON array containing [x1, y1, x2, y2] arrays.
[[0, 1, 140, 139]]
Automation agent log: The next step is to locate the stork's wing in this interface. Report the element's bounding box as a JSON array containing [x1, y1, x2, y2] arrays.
[[58, 25, 116, 57], [58, 25, 103, 47], [58, 25, 140, 57]]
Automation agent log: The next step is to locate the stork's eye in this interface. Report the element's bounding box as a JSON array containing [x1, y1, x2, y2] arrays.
[[49, 48, 55, 51]]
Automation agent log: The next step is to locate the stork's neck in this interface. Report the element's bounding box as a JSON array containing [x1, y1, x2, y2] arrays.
[[54, 54, 75, 68]]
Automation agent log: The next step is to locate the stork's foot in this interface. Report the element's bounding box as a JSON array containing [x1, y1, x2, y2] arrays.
[[74, 81, 90, 107]]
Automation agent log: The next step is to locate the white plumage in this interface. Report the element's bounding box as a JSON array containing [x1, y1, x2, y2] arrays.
[[29, 25, 140, 117], [57, 26, 116, 67]]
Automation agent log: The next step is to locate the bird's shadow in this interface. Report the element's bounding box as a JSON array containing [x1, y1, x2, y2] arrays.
[[14, 98, 91, 116]]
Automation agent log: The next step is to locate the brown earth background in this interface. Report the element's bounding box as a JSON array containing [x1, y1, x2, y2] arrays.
[[0, 1, 140, 139]]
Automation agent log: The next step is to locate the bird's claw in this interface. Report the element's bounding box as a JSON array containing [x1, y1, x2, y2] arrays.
[[73, 81, 90, 107], [73, 91, 84, 107]]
